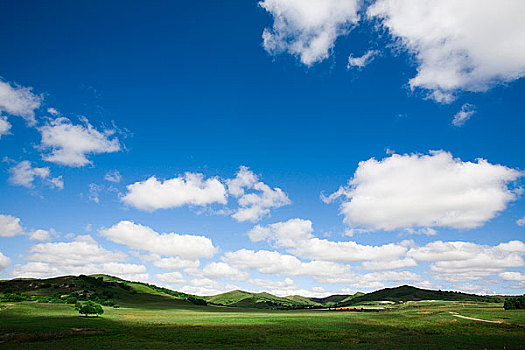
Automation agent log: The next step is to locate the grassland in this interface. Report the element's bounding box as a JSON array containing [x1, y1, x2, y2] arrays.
[[1, 276, 524, 348], [1, 298, 524, 349]]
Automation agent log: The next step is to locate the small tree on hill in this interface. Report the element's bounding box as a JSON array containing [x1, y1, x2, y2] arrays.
[[76, 301, 104, 317]]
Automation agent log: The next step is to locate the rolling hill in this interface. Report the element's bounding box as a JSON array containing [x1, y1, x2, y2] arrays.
[[335, 285, 503, 307], [0, 275, 506, 311], [205, 290, 321, 309]]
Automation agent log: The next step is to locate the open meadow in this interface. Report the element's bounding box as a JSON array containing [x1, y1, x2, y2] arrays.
[[1, 298, 524, 349]]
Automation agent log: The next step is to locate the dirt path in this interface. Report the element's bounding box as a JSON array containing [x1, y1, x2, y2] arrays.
[[449, 311, 503, 324]]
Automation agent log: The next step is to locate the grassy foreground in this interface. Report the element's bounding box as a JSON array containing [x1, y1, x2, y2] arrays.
[[1, 299, 524, 349]]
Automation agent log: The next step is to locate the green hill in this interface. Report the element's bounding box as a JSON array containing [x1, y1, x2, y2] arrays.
[[309, 292, 364, 306], [1, 276, 507, 311], [336, 285, 503, 306], [0, 274, 207, 309], [206, 290, 320, 309]]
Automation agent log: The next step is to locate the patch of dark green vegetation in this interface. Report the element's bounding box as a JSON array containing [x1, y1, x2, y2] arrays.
[[504, 295, 525, 310]]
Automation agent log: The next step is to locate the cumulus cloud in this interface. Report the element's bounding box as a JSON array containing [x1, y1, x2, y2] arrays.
[[228, 166, 291, 222], [324, 151, 523, 231], [0, 115, 11, 139], [0, 251, 11, 271], [248, 218, 314, 247], [27, 235, 126, 266], [499, 271, 525, 282], [367, 0, 525, 102], [121, 166, 288, 221], [452, 103, 476, 127], [517, 215, 525, 227], [8, 160, 63, 189], [155, 271, 186, 285], [177, 278, 239, 296], [100, 220, 217, 260], [247, 277, 331, 298], [139, 254, 200, 270], [11, 235, 148, 280], [39, 117, 121, 167], [0, 214, 25, 237], [409, 240, 525, 282], [223, 249, 349, 277], [88, 183, 102, 203], [361, 258, 417, 270], [347, 50, 380, 69], [104, 170, 122, 183], [292, 238, 408, 262], [185, 262, 249, 281], [28, 229, 56, 241], [0, 80, 42, 125], [259, 0, 362, 66], [247, 218, 410, 264], [122, 173, 227, 211]]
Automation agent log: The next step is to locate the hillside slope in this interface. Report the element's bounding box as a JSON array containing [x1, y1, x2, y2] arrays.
[[206, 290, 320, 309], [0, 274, 207, 308], [337, 285, 503, 306]]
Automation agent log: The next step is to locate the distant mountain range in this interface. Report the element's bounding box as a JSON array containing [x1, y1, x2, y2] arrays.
[[0, 274, 506, 310]]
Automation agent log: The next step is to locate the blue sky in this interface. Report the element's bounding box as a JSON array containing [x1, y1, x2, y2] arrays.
[[0, 0, 524, 296]]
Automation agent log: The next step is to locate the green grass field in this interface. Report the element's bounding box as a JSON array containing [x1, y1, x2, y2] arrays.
[[1, 299, 524, 349]]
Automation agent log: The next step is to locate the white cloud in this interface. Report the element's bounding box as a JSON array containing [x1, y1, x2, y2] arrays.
[[452, 103, 476, 127], [409, 240, 525, 281], [324, 151, 523, 231], [368, 0, 525, 102], [140, 254, 200, 270], [186, 262, 249, 281], [121, 166, 288, 221], [361, 258, 417, 270], [26, 235, 126, 267], [47, 107, 59, 116], [104, 170, 122, 183], [226, 165, 258, 197], [0, 214, 25, 237], [223, 249, 349, 277], [11, 235, 148, 281], [499, 271, 525, 282], [246, 218, 409, 263], [248, 218, 314, 248], [0, 80, 42, 125], [88, 183, 101, 203], [155, 271, 186, 285], [228, 166, 291, 222], [98, 262, 149, 282], [0, 115, 11, 139], [292, 238, 408, 262], [0, 251, 10, 271], [177, 278, 239, 296], [8, 160, 63, 189], [100, 220, 217, 260], [28, 229, 55, 241], [347, 50, 379, 69], [517, 215, 525, 227], [122, 173, 227, 211], [39, 117, 121, 167], [259, 0, 362, 66], [315, 270, 421, 288], [12, 234, 148, 281]]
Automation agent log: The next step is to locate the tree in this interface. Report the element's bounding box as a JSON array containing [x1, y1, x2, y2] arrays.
[[76, 301, 104, 317], [504, 296, 525, 310]]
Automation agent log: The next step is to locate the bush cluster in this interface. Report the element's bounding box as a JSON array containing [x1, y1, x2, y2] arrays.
[[504, 296, 525, 310]]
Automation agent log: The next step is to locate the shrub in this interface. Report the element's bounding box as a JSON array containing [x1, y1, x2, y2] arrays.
[[76, 301, 104, 317], [504, 296, 525, 310]]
